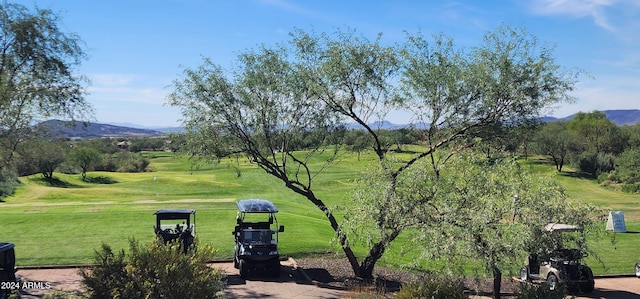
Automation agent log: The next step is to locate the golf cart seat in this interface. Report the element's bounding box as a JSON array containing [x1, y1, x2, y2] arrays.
[[527, 253, 540, 274]]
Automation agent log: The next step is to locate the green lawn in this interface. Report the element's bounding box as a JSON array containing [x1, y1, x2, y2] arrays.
[[1, 151, 362, 266], [1, 151, 639, 275]]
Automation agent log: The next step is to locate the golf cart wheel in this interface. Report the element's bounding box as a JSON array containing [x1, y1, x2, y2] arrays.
[[519, 266, 529, 281], [635, 261, 640, 278], [547, 274, 558, 291], [239, 259, 249, 279], [233, 254, 239, 269], [581, 282, 595, 294]]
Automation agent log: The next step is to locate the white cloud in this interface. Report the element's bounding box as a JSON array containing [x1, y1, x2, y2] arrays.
[[553, 74, 640, 117], [84, 73, 180, 126], [530, 0, 621, 31]]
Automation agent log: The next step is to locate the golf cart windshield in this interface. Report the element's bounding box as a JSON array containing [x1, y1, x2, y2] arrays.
[[242, 229, 275, 245], [154, 209, 196, 234]]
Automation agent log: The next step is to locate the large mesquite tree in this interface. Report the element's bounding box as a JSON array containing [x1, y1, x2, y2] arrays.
[[169, 25, 578, 279], [350, 152, 601, 299], [0, 3, 92, 171]]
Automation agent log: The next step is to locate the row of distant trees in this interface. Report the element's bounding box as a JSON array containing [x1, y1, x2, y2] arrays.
[[0, 137, 153, 197], [8, 110, 640, 183], [532, 111, 640, 192]]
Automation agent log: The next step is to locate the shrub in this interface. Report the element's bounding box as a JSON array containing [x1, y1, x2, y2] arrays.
[[93, 153, 150, 173], [114, 152, 150, 172], [575, 152, 615, 178], [622, 182, 640, 194], [57, 161, 81, 174], [0, 168, 20, 199], [93, 154, 116, 172], [515, 282, 567, 299], [396, 275, 468, 299], [80, 238, 225, 299]]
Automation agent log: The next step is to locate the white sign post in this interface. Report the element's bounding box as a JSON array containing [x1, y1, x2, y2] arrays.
[[605, 211, 626, 233]]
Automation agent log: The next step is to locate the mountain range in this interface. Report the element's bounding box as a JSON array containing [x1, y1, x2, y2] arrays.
[[347, 109, 640, 130], [40, 109, 640, 138], [38, 120, 169, 139], [541, 109, 640, 126]]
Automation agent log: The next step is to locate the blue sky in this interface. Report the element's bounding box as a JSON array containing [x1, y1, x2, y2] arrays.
[[26, 0, 640, 127]]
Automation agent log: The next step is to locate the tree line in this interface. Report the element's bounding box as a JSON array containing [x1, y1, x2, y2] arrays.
[[532, 111, 640, 192]]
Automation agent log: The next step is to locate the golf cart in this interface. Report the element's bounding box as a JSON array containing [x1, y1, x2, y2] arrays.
[[232, 199, 284, 279], [0, 242, 19, 299], [153, 209, 196, 253], [520, 223, 595, 293]]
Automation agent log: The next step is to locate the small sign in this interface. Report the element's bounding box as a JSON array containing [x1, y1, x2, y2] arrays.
[[605, 211, 626, 233]]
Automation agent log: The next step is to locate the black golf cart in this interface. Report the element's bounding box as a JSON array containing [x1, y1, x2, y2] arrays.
[[232, 199, 284, 279], [153, 209, 196, 253], [0, 242, 19, 299]]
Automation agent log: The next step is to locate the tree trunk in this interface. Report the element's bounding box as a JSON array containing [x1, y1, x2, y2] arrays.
[[492, 265, 502, 299], [558, 157, 564, 172], [312, 198, 361, 277], [284, 181, 362, 277], [42, 170, 53, 179], [358, 229, 401, 279], [359, 242, 384, 279]]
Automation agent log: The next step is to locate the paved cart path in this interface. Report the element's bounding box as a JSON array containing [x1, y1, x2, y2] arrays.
[[16, 258, 352, 299], [14, 260, 640, 298]]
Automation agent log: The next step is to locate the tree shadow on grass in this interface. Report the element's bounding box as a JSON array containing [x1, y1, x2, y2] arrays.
[[82, 176, 118, 184], [559, 171, 594, 180], [529, 157, 554, 165], [41, 177, 79, 188]]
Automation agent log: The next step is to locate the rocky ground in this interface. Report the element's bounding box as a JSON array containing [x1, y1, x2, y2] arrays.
[[295, 254, 521, 298]]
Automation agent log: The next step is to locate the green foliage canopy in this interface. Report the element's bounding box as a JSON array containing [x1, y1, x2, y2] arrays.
[[70, 147, 101, 178], [169, 25, 579, 280], [346, 152, 602, 297], [0, 2, 92, 180]]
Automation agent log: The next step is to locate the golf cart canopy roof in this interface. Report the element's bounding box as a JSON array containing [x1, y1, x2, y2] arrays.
[[237, 199, 278, 213], [154, 209, 196, 220], [544, 223, 583, 232], [0, 242, 15, 252]]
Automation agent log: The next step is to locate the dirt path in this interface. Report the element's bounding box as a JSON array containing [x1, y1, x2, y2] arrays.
[[16, 259, 352, 299], [14, 262, 640, 299]]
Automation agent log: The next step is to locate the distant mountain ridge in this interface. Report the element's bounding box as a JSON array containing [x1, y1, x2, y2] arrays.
[[40, 109, 640, 138], [543, 109, 640, 126], [347, 109, 640, 130], [38, 120, 166, 138]]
